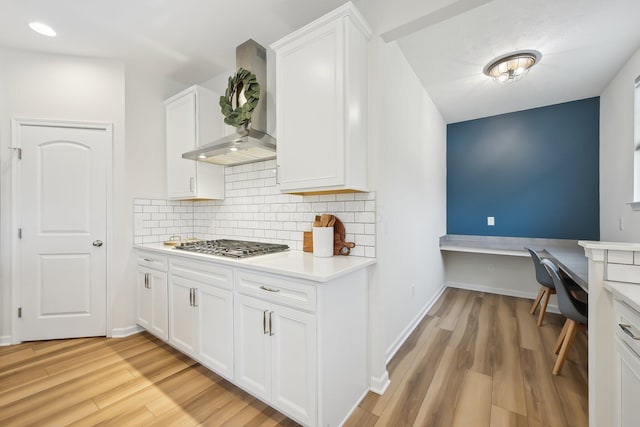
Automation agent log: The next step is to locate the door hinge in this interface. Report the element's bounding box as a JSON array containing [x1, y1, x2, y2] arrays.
[[9, 147, 22, 159], [18, 307, 22, 318], [18, 228, 22, 239]]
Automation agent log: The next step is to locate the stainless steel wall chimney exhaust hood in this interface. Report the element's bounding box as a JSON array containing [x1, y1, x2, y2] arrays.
[[182, 40, 276, 166]]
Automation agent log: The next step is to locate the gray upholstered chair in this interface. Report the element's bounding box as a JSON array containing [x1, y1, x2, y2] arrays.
[[540, 258, 588, 375]]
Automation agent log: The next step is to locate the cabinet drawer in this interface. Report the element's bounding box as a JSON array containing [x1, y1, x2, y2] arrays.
[[607, 263, 640, 284], [137, 251, 168, 272], [609, 250, 635, 265], [614, 299, 640, 356], [236, 272, 316, 312], [169, 257, 233, 290]]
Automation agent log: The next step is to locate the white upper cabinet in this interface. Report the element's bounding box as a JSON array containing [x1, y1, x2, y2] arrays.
[[271, 2, 371, 194], [165, 85, 225, 200]]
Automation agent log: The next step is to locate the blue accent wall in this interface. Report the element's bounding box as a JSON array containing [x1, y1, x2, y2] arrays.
[[447, 97, 600, 240]]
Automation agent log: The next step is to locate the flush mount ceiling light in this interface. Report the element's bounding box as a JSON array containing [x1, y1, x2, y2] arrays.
[[29, 22, 56, 37], [483, 50, 541, 83]]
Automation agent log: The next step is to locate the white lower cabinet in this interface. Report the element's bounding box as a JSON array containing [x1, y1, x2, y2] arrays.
[[613, 300, 640, 427], [614, 338, 640, 427], [168, 258, 234, 380], [136, 252, 168, 341], [235, 294, 316, 425], [135, 249, 369, 427], [168, 276, 198, 356]]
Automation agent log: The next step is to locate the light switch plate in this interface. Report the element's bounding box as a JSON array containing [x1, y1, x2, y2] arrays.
[[487, 216, 495, 226]]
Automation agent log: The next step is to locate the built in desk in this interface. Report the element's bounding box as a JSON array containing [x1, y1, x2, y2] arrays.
[[439, 234, 589, 292]]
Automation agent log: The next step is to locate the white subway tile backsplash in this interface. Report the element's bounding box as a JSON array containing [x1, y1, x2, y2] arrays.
[[133, 160, 376, 257]]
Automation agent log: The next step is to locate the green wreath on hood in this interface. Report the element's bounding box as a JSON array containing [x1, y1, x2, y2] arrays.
[[219, 67, 260, 128]]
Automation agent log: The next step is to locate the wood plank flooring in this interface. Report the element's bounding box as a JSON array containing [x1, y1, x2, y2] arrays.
[[0, 288, 587, 426], [349, 288, 588, 427]]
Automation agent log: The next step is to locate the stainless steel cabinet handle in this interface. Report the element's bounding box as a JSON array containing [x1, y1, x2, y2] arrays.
[[144, 273, 148, 289], [263, 310, 269, 334], [189, 288, 193, 306], [192, 288, 198, 307], [93, 240, 103, 247], [143, 258, 154, 262], [620, 324, 640, 340], [189, 177, 195, 192], [269, 311, 274, 336], [259, 286, 280, 293]]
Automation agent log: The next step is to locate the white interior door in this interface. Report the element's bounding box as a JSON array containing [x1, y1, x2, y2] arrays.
[[18, 122, 109, 341]]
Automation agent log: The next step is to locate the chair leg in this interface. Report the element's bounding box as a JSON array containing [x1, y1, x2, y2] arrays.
[[530, 287, 545, 315], [537, 287, 552, 326], [554, 319, 570, 354], [553, 319, 578, 375]]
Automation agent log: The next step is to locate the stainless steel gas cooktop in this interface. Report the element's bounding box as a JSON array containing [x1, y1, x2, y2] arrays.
[[174, 239, 289, 258]]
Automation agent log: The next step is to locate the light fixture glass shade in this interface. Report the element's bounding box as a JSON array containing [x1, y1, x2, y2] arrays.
[[483, 50, 541, 83]]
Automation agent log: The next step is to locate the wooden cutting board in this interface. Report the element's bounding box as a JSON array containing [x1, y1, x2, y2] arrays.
[[303, 232, 313, 252]]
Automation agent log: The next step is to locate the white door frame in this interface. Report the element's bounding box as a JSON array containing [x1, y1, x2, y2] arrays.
[[10, 118, 114, 343]]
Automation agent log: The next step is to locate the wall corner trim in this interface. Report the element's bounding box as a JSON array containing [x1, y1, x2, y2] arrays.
[[369, 370, 391, 395]]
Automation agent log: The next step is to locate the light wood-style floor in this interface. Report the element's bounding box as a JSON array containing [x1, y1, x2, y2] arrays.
[[347, 288, 588, 427], [0, 288, 587, 426]]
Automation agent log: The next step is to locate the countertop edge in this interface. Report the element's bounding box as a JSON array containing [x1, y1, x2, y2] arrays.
[[604, 281, 640, 313], [134, 244, 376, 283]]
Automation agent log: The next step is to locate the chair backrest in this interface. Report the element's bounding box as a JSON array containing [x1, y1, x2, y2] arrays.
[[540, 258, 588, 325], [525, 247, 554, 288]]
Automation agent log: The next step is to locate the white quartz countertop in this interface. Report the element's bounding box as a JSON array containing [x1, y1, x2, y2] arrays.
[[605, 281, 640, 313], [135, 243, 376, 283]]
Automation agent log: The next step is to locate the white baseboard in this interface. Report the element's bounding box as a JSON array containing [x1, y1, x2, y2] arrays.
[[339, 388, 372, 425], [0, 335, 12, 346], [446, 281, 559, 314], [369, 370, 390, 395], [385, 283, 447, 365], [110, 324, 144, 338]]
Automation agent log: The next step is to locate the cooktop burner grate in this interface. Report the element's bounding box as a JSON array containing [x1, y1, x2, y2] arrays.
[[174, 239, 289, 258]]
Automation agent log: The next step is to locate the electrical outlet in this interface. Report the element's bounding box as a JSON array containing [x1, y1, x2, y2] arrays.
[[487, 216, 495, 226], [620, 217, 624, 231]]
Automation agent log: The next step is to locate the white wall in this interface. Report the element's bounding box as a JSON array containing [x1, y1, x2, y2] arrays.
[[0, 49, 125, 341], [125, 63, 185, 200], [116, 64, 185, 334], [369, 37, 447, 364], [600, 46, 640, 242]]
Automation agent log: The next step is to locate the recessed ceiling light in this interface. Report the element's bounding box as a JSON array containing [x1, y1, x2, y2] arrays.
[[29, 22, 56, 37]]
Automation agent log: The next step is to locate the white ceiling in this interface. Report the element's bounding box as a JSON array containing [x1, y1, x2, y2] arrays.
[[0, 0, 347, 83], [1, 0, 639, 123], [396, 0, 640, 123]]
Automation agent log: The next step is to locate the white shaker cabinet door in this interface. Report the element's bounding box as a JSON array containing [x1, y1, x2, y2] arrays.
[[136, 269, 152, 331], [166, 90, 198, 199], [168, 276, 198, 357], [614, 338, 640, 427], [270, 304, 317, 427], [198, 284, 234, 381], [136, 267, 168, 341], [234, 294, 272, 402], [275, 20, 345, 191]]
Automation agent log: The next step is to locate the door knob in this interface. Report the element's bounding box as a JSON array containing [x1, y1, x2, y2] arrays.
[[93, 240, 104, 247]]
